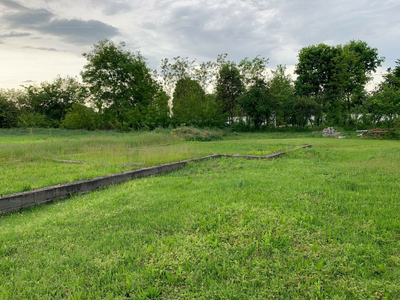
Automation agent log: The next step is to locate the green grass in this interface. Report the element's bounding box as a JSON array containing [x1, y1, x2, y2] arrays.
[[0, 133, 399, 299], [0, 129, 302, 195]]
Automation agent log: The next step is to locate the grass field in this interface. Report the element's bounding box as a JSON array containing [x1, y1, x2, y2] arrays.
[[0, 128, 311, 195], [1, 130, 400, 299]]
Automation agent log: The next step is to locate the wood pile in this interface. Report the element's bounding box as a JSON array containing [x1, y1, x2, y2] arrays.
[[361, 128, 388, 138]]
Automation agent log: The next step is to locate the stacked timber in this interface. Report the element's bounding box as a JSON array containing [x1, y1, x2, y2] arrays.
[[362, 129, 388, 138]]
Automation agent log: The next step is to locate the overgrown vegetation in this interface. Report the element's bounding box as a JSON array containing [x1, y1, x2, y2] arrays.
[[1, 134, 399, 299], [0, 129, 296, 195], [171, 127, 223, 141]]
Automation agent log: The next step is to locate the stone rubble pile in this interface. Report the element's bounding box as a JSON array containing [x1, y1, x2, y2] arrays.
[[322, 127, 341, 137]]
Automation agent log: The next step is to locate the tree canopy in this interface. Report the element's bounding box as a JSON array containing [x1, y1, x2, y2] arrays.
[[216, 62, 244, 124], [81, 39, 167, 129], [1, 39, 398, 131], [295, 40, 384, 125]]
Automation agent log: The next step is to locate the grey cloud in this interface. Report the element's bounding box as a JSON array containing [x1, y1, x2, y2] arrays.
[[22, 46, 59, 51], [143, 0, 400, 69], [1, 0, 399, 89], [142, 22, 159, 30], [0, 1, 119, 45], [275, 0, 399, 43], [37, 19, 119, 45], [0, 31, 30, 38], [98, 0, 160, 15], [2, 8, 55, 28], [0, 0, 28, 11], [101, 1, 133, 15], [87, 0, 141, 16], [143, 1, 282, 64], [271, 0, 400, 66]]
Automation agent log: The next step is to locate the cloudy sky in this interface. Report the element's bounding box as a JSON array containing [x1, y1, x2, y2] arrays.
[[0, 0, 399, 90]]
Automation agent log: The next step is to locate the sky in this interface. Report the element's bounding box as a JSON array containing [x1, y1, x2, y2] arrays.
[[0, 0, 399, 90]]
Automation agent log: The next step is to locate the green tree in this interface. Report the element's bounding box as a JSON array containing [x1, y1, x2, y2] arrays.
[[295, 40, 384, 125], [268, 65, 295, 126], [365, 59, 400, 126], [216, 62, 244, 124], [292, 96, 320, 127], [334, 41, 384, 122], [159, 56, 197, 96], [366, 85, 400, 125], [202, 94, 226, 127], [238, 79, 270, 128], [141, 88, 170, 129], [238, 56, 269, 88], [17, 112, 48, 128], [160, 55, 228, 127], [81, 40, 160, 129], [382, 59, 400, 89], [23, 76, 87, 127], [172, 78, 206, 126], [295, 43, 340, 97], [0, 93, 19, 128], [62, 104, 100, 130]]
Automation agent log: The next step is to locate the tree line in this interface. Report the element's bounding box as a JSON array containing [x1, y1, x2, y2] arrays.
[[1, 39, 399, 130]]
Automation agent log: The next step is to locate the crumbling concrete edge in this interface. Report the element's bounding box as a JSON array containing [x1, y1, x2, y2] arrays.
[[0, 145, 311, 214]]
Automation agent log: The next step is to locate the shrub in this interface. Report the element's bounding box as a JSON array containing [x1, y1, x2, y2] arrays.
[[171, 126, 223, 141], [62, 104, 101, 130], [17, 112, 49, 128], [0, 96, 19, 128]]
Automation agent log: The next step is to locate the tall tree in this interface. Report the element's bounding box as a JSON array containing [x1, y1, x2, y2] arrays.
[[334, 41, 384, 120], [295, 43, 340, 98], [238, 79, 270, 128], [365, 59, 400, 126], [159, 55, 226, 127], [239, 65, 293, 128], [81, 40, 160, 128], [172, 78, 205, 125], [382, 59, 400, 89], [159, 56, 197, 97], [238, 56, 269, 88], [268, 65, 295, 126], [142, 88, 171, 129], [366, 85, 400, 126], [295, 40, 384, 125], [216, 62, 244, 124]]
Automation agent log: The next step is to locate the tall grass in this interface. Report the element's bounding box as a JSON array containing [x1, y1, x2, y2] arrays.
[[0, 129, 183, 195], [0, 130, 298, 195]]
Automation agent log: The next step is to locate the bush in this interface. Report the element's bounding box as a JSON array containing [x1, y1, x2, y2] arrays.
[[0, 97, 19, 128], [171, 127, 223, 141], [17, 112, 49, 128], [62, 104, 101, 130]]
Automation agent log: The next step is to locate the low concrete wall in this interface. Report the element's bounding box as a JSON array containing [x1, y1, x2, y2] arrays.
[[0, 145, 311, 214]]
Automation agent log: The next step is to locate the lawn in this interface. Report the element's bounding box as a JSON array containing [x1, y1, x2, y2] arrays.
[[0, 131, 399, 299]]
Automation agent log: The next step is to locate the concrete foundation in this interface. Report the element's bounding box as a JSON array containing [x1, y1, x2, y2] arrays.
[[0, 145, 311, 214]]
